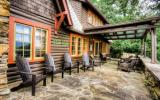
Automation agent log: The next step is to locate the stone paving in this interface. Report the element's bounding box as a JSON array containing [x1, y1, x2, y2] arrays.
[[1, 61, 152, 100]]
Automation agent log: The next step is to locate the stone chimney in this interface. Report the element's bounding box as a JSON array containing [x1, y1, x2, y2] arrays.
[[0, 0, 10, 96]]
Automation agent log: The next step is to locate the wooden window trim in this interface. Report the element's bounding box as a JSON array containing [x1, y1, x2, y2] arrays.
[[9, 16, 51, 64], [70, 33, 88, 57]]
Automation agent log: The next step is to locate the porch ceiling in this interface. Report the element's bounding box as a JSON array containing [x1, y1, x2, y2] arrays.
[[84, 17, 160, 40]]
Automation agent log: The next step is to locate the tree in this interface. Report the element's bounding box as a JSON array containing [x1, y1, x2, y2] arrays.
[[91, 0, 160, 61]]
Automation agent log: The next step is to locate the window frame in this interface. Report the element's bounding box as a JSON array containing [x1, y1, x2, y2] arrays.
[[77, 37, 82, 55], [14, 23, 33, 60], [70, 33, 88, 57], [34, 28, 49, 60], [71, 36, 77, 56], [9, 16, 51, 64]]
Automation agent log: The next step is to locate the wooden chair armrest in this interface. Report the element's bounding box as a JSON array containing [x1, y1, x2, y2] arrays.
[[19, 71, 36, 76]]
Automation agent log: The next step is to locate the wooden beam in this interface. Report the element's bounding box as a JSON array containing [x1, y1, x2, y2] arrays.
[[86, 25, 155, 35], [142, 29, 149, 38], [150, 28, 157, 63], [144, 37, 147, 58], [107, 37, 142, 40], [134, 30, 137, 38], [62, 0, 73, 26], [141, 39, 144, 56], [107, 32, 144, 37]]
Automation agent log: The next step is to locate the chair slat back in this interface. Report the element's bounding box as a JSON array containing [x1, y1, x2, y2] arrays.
[[129, 59, 137, 68], [83, 53, 90, 66], [16, 55, 32, 82], [45, 54, 56, 72], [64, 53, 72, 68]]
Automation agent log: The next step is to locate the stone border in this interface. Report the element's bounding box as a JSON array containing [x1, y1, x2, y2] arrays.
[[140, 57, 160, 100], [0, 0, 10, 96]]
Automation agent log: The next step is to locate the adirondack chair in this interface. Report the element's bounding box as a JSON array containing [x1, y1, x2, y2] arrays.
[[63, 53, 79, 77], [11, 55, 47, 96], [118, 58, 138, 72], [100, 53, 107, 62], [82, 53, 94, 72], [45, 54, 63, 81], [99, 53, 107, 65]]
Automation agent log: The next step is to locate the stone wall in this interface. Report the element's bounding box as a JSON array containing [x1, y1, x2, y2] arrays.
[[0, 0, 10, 95], [145, 70, 160, 100]]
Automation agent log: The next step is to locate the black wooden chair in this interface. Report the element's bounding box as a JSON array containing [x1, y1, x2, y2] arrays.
[[99, 53, 107, 66], [82, 53, 94, 72], [45, 54, 63, 81], [100, 53, 107, 61], [63, 53, 79, 77], [11, 55, 47, 96], [118, 58, 138, 72]]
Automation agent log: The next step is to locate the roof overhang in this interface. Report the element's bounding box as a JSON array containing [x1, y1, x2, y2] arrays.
[[84, 17, 160, 40]]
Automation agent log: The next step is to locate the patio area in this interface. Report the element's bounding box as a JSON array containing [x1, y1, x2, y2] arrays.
[[2, 61, 152, 100]]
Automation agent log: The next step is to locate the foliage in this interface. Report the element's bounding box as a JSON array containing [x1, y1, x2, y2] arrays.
[[110, 40, 141, 58], [91, 0, 160, 61], [148, 0, 160, 15]]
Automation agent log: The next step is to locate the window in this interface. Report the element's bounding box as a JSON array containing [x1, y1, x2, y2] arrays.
[[35, 28, 47, 58], [9, 16, 51, 64], [77, 37, 82, 55], [70, 34, 88, 56], [83, 38, 88, 53], [94, 41, 100, 56], [71, 36, 76, 55], [15, 23, 32, 58]]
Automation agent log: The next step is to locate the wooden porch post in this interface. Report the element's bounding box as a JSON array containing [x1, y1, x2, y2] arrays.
[[150, 28, 157, 63], [141, 39, 144, 56], [144, 37, 147, 58]]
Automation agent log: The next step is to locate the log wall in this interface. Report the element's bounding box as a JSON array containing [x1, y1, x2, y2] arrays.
[[8, 0, 70, 89], [7, 0, 110, 89]]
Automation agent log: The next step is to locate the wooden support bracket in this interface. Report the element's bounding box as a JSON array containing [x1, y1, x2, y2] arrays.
[[54, 11, 67, 34]]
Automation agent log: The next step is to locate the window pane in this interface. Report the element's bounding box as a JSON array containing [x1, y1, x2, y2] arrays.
[[41, 51, 45, 57], [16, 50, 23, 56], [16, 24, 23, 33], [71, 37, 76, 55], [15, 23, 32, 58], [78, 38, 81, 54], [24, 50, 30, 57], [42, 30, 46, 43], [24, 42, 30, 50], [35, 51, 41, 57], [35, 29, 41, 49], [16, 33, 23, 42], [24, 26, 31, 34], [23, 35, 30, 42], [41, 44, 45, 50], [35, 28, 47, 58]]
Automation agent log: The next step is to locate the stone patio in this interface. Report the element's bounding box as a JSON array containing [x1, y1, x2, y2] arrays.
[[1, 61, 152, 100]]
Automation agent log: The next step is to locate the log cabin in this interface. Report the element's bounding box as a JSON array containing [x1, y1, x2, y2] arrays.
[[0, 0, 111, 93]]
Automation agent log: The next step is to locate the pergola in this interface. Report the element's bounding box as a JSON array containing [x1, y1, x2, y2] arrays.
[[84, 17, 160, 64]]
